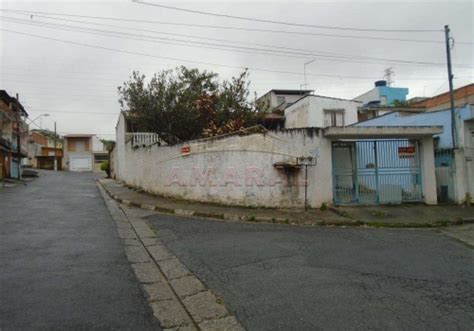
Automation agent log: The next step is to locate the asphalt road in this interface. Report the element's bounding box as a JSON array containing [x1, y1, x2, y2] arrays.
[[147, 213, 474, 331], [0, 171, 160, 330]]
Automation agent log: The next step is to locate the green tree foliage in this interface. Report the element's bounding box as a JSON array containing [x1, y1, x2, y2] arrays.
[[32, 129, 60, 140], [392, 99, 410, 108], [100, 139, 116, 151], [118, 67, 268, 144]]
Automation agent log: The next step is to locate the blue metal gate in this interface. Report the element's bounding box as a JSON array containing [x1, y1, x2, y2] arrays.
[[332, 140, 422, 204]]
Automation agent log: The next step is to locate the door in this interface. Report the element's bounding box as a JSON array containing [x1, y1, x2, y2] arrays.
[[70, 155, 92, 172], [332, 140, 422, 204]]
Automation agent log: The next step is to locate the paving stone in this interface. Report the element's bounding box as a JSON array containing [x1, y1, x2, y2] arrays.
[[198, 316, 244, 331], [131, 263, 162, 283], [181, 291, 228, 323], [170, 275, 206, 298], [117, 228, 137, 239], [115, 221, 131, 229], [134, 225, 157, 238], [110, 212, 127, 223], [158, 257, 191, 280], [128, 217, 147, 227], [142, 282, 176, 302], [123, 238, 141, 246], [123, 207, 156, 219], [125, 246, 151, 263], [141, 237, 161, 246], [164, 325, 198, 331], [148, 244, 174, 262], [150, 299, 193, 329]]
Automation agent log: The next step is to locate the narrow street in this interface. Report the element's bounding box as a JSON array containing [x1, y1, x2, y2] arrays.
[[1, 171, 474, 330], [0, 171, 160, 330], [147, 213, 474, 330]]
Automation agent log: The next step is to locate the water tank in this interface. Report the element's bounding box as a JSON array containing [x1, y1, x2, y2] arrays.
[[375, 80, 387, 87]]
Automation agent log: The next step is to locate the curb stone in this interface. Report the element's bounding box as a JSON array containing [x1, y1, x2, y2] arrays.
[[97, 181, 244, 330], [198, 316, 245, 331], [182, 291, 228, 323], [100, 181, 474, 229]]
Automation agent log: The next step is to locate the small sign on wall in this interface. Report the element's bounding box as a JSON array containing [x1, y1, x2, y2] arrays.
[[398, 146, 416, 158], [181, 146, 191, 156]]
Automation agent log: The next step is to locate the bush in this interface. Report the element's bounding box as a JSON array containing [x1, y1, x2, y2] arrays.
[[100, 160, 110, 172]]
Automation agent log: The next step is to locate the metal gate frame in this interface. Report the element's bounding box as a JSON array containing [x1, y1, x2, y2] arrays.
[[332, 140, 423, 205]]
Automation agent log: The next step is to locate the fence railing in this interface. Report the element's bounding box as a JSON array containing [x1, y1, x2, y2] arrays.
[[126, 132, 161, 148]]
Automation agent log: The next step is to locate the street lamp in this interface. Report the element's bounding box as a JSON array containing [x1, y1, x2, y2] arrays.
[[29, 113, 50, 129]]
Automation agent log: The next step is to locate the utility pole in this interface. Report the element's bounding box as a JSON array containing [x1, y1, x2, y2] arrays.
[[53, 121, 58, 171], [444, 25, 456, 149], [15, 93, 21, 180]]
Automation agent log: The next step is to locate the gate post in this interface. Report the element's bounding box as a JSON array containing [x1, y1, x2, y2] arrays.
[[352, 143, 359, 203], [420, 137, 437, 205], [374, 141, 380, 204]]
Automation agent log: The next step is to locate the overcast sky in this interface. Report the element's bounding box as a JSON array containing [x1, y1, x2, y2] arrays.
[[0, 0, 472, 139]]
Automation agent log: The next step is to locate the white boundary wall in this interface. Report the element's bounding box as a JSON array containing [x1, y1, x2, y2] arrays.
[[114, 113, 333, 208]]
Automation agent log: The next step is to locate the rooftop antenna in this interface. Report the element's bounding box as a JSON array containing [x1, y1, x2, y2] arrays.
[[383, 67, 394, 86]]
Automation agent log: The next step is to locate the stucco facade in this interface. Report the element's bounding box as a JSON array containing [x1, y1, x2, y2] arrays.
[[257, 89, 313, 111], [112, 112, 440, 207], [63, 135, 94, 172], [285, 95, 360, 129], [114, 112, 333, 208]]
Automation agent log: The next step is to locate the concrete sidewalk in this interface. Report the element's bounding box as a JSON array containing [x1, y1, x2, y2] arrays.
[[99, 178, 474, 228]]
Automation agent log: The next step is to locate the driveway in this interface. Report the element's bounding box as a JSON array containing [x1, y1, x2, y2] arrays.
[[0, 171, 160, 330], [146, 213, 474, 330]]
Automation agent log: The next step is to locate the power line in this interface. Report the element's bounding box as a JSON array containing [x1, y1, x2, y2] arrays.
[[28, 109, 119, 115], [6, 14, 471, 67], [0, 28, 433, 80], [58, 131, 116, 135], [0, 16, 317, 61], [133, 1, 443, 33], [2, 63, 471, 83], [2, 16, 471, 68], [6, 13, 443, 61], [2, 9, 470, 45], [2, 28, 472, 88], [1, 72, 126, 83]]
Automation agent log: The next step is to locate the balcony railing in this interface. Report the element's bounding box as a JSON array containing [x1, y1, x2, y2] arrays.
[[126, 132, 161, 148]]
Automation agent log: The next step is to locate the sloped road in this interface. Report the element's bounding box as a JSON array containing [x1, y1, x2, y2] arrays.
[[0, 171, 160, 330], [147, 213, 474, 331]]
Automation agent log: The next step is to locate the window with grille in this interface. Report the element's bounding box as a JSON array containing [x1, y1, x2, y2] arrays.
[[324, 109, 345, 127]]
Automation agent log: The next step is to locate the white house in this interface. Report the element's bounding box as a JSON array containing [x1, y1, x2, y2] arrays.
[[257, 89, 313, 111], [284, 94, 361, 128], [63, 134, 95, 172]]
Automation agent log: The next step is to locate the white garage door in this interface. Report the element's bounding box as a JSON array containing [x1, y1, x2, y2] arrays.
[[70, 156, 92, 172]]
